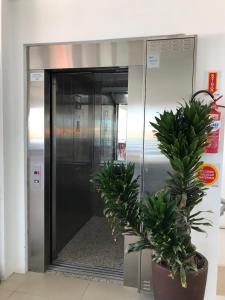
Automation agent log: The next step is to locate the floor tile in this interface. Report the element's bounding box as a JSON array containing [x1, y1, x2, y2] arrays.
[[17, 272, 89, 300], [82, 281, 152, 300], [0, 288, 14, 300], [217, 266, 225, 296], [0, 274, 28, 291], [8, 292, 50, 300]]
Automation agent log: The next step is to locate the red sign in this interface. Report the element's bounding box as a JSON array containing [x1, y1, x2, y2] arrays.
[[208, 72, 218, 93], [205, 106, 221, 153], [198, 163, 218, 186]]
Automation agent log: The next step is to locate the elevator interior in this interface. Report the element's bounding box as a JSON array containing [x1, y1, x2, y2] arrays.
[[51, 69, 128, 277]]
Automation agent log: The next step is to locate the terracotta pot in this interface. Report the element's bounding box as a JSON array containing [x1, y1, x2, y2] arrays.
[[152, 254, 208, 300]]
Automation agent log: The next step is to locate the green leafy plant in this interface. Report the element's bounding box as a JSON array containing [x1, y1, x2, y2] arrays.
[[95, 162, 150, 248], [95, 99, 213, 288]]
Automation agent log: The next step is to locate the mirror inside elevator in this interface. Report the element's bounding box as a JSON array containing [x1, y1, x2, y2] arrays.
[[49, 68, 128, 280]]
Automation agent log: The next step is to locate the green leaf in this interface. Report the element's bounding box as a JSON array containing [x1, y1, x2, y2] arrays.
[[180, 265, 187, 288], [191, 226, 207, 233]]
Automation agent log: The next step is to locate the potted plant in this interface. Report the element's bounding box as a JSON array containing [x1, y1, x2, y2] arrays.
[[95, 94, 213, 300]]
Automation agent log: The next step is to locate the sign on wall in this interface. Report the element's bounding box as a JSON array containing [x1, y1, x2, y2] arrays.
[[197, 163, 219, 187], [208, 72, 218, 93]]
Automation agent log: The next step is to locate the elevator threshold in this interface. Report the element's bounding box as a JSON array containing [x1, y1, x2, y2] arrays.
[[48, 259, 124, 281]]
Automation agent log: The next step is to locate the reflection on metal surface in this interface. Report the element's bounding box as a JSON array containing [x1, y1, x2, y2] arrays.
[[100, 104, 115, 162], [28, 107, 44, 146], [117, 105, 127, 161], [28, 70, 45, 272], [144, 38, 196, 193], [124, 64, 146, 287], [28, 40, 145, 70]]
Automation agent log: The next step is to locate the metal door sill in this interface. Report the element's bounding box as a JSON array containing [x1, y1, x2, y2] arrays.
[[48, 260, 124, 282]]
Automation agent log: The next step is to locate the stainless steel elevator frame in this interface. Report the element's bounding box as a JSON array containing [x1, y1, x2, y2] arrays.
[[27, 35, 196, 290]]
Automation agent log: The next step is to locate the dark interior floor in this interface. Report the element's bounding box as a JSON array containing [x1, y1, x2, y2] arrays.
[[57, 216, 124, 270]]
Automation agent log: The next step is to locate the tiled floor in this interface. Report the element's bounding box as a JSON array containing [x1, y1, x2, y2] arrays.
[[217, 266, 225, 296], [0, 272, 151, 300], [1, 272, 224, 300]]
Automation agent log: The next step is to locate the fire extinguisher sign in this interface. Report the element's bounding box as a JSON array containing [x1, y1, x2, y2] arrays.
[[208, 72, 218, 94]]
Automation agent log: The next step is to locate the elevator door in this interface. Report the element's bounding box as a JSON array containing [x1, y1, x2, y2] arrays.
[[51, 69, 128, 262]]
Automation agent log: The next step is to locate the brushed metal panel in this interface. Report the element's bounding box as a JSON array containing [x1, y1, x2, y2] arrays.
[[141, 37, 196, 289], [44, 71, 51, 268], [124, 65, 146, 287], [28, 40, 145, 70], [144, 37, 195, 193], [28, 70, 45, 272], [124, 236, 140, 287], [126, 65, 145, 176], [140, 249, 152, 292]]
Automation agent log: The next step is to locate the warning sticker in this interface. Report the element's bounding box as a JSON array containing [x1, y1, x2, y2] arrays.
[[197, 163, 219, 186], [147, 54, 160, 69]]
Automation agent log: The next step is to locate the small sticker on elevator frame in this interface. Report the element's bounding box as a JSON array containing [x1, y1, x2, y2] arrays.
[[147, 54, 160, 69], [30, 72, 44, 82]]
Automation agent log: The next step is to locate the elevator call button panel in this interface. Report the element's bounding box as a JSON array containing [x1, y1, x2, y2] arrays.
[[31, 165, 41, 188]]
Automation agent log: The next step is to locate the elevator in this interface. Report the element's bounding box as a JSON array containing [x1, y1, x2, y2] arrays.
[[50, 69, 128, 278], [27, 36, 196, 290]]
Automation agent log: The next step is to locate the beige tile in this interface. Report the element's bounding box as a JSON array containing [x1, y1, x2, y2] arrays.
[[8, 292, 50, 300], [0, 288, 13, 300], [17, 272, 89, 300], [82, 281, 152, 300], [217, 266, 225, 296], [0, 274, 28, 291]]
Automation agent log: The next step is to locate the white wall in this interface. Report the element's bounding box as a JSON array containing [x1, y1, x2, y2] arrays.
[[2, 1, 225, 299], [219, 227, 225, 266], [1, 0, 27, 278], [187, 35, 225, 299], [0, 0, 5, 280]]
